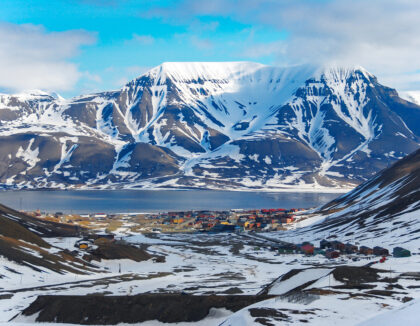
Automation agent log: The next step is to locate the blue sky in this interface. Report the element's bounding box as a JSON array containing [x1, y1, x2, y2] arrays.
[[0, 0, 287, 97], [0, 0, 419, 97]]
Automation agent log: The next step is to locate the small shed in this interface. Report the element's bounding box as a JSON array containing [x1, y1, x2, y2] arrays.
[[393, 247, 411, 258], [75, 239, 93, 250]]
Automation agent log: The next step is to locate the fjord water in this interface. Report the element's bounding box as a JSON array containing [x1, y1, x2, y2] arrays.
[[0, 190, 341, 214]]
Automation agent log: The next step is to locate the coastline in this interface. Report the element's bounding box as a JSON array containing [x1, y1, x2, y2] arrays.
[[0, 185, 353, 194], [0, 189, 343, 214]]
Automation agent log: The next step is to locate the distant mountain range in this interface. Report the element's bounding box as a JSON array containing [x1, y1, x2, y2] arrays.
[[1, 62, 420, 190]]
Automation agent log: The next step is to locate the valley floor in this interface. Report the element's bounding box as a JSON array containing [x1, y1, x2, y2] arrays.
[[1, 231, 420, 325]]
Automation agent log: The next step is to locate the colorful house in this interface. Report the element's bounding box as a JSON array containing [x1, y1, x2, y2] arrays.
[[359, 246, 373, 255], [331, 241, 346, 252], [393, 247, 411, 258], [344, 243, 358, 254], [373, 246, 389, 256], [300, 243, 315, 255], [281, 217, 293, 224], [325, 249, 340, 259], [320, 239, 332, 249]]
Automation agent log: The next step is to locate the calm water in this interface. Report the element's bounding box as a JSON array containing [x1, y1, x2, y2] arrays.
[[0, 190, 341, 214]]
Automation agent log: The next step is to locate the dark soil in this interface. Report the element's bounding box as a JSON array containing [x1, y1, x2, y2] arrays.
[[19, 294, 274, 324], [222, 287, 244, 294], [366, 290, 406, 297], [249, 308, 290, 324], [332, 266, 382, 284], [90, 241, 152, 262]]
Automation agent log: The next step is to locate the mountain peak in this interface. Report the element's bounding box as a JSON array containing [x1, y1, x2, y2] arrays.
[[128, 61, 377, 90], [143, 61, 267, 82], [314, 64, 374, 82], [0, 89, 64, 101]]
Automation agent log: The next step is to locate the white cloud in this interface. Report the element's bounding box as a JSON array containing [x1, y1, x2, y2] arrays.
[[149, 0, 420, 90], [0, 22, 95, 92]]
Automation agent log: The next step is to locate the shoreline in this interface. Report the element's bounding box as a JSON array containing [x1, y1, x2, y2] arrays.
[[0, 186, 353, 194], [0, 189, 343, 215]]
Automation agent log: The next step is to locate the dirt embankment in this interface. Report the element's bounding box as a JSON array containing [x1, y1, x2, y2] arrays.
[[332, 266, 382, 284], [18, 294, 274, 324], [89, 241, 155, 262]]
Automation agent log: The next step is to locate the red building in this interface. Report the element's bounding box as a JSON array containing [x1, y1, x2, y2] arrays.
[[300, 244, 314, 255]]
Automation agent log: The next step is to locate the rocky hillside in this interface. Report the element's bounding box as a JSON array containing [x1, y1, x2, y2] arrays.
[[287, 148, 420, 249], [0, 205, 95, 274], [1, 62, 420, 190]]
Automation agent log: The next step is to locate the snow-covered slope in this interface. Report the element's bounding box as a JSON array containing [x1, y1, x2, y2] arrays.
[[280, 148, 420, 249], [1, 62, 420, 190], [358, 299, 420, 326], [221, 149, 420, 326]]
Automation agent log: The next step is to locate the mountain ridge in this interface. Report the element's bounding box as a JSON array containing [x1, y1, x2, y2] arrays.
[[0, 61, 419, 190]]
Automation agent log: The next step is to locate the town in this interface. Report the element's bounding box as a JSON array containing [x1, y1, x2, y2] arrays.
[[25, 207, 305, 234], [26, 207, 412, 263]]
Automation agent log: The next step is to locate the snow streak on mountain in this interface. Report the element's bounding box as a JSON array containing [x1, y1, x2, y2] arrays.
[[0, 62, 419, 190]]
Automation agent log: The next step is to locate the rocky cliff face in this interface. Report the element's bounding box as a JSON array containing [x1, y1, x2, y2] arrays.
[[0, 62, 419, 190]]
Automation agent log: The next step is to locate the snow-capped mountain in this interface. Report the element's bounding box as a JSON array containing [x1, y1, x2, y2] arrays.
[[1, 62, 420, 190]]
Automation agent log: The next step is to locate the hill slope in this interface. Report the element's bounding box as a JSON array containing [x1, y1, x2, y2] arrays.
[[1, 62, 420, 190], [0, 204, 93, 274], [285, 148, 420, 249]]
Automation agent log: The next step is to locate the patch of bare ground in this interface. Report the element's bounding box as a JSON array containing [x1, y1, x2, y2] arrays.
[[365, 289, 407, 297], [332, 266, 383, 284], [17, 294, 274, 324], [250, 308, 290, 325], [89, 240, 157, 262]]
